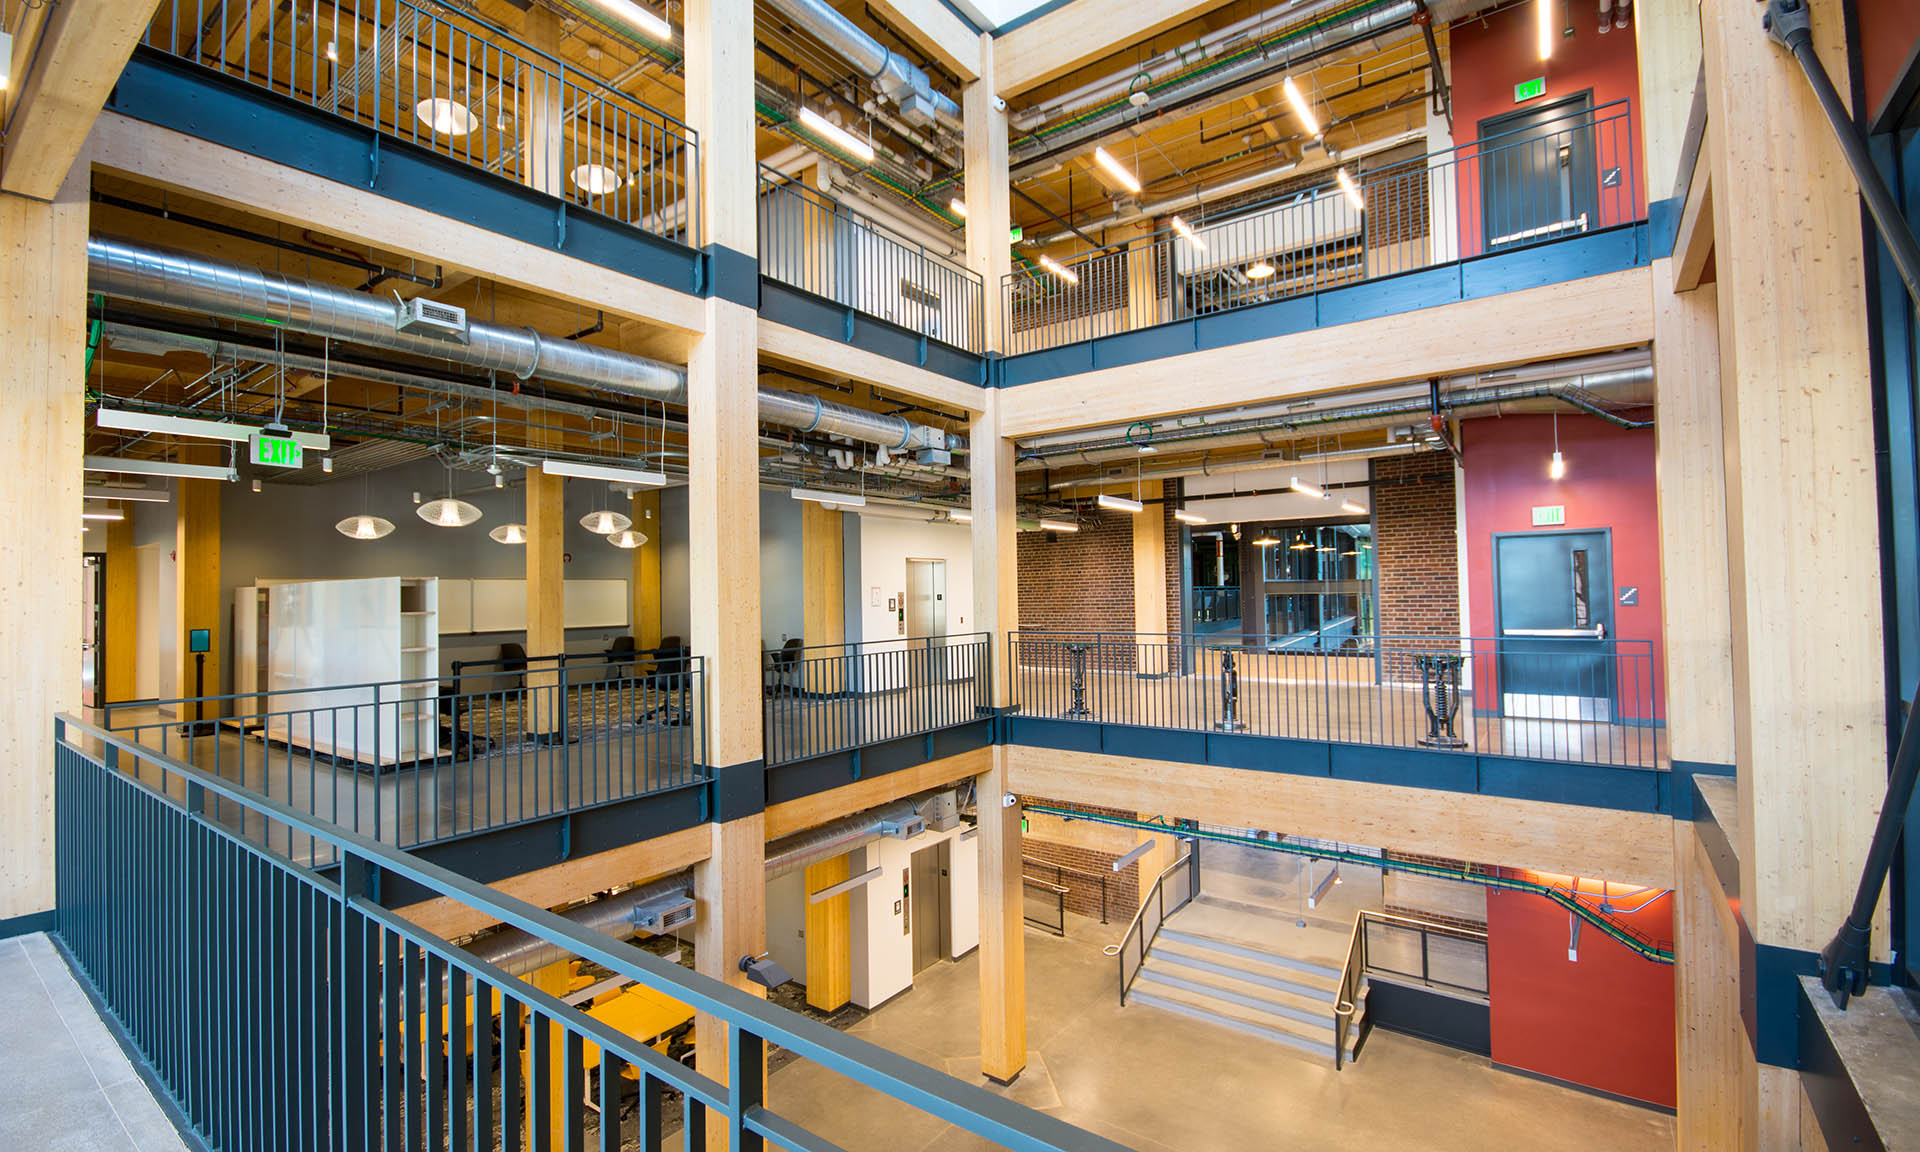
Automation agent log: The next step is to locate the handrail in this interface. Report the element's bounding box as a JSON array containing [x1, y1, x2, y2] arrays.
[[1021, 875, 1071, 896], [1103, 842, 1197, 1005], [1333, 909, 1493, 1068], [763, 632, 993, 658], [52, 712, 1124, 1152]]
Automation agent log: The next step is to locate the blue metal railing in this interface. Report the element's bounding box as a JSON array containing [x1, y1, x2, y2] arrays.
[[1008, 630, 1663, 768], [52, 713, 1125, 1152], [763, 634, 991, 766], [1001, 99, 1640, 354], [139, 0, 701, 247], [758, 166, 986, 353], [103, 654, 706, 858]]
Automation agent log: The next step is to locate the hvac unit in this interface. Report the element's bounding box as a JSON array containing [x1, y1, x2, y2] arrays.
[[877, 814, 928, 839], [396, 297, 471, 343], [920, 790, 961, 832], [631, 892, 697, 932]]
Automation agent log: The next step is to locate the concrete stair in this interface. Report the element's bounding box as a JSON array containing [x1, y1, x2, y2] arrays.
[[1129, 916, 1366, 1065]]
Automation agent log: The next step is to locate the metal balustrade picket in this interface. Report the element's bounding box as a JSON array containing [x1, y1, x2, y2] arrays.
[[762, 634, 991, 766], [139, 0, 701, 246], [51, 714, 1126, 1152], [102, 654, 706, 863], [1008, 631, 1663, 769], [1001, 100, 1638, 355]]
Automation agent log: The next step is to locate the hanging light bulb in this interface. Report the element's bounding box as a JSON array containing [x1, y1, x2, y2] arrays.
[[490, 523, 528, 545], [608, 529, 648, 549], [1549, 450, 1567, 480], [335, 514, 396, 541], [579, 508, 633, 535]]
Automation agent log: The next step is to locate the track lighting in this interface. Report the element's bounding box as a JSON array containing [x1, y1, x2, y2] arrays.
[[1171, 216, 1205, 250]]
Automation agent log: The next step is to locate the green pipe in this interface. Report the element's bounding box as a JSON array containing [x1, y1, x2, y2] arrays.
[[83, 294, 104, 389], [1023, 803, 1676, 964]]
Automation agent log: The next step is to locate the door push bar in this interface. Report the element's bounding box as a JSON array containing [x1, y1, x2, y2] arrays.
[[1501, 625, 1607, 639]]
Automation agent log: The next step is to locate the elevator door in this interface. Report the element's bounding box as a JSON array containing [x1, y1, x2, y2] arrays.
[[906, 558, 948, 687], [81, 555, 104, 707], [909, 840, 950, 974], [1495, 530, 1615, 720]]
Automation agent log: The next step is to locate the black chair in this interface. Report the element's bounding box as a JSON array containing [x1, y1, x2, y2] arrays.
[[606, 635, 638, 675], [765, 638, 804, 696], [500, 642, 528, 689]]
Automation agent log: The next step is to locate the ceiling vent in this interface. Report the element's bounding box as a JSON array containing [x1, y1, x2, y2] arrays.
[[877, 814, 927, 840], [630, 891, 697, 933], [396, 297, 471, 343]]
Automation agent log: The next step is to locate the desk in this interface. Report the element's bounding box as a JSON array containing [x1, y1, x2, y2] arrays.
[[581, 984, 696, 1074]]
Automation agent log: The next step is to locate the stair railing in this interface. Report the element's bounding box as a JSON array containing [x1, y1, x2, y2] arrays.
[[1105, 840, 1199, 1005], [1333, 911, 1368, 1069]]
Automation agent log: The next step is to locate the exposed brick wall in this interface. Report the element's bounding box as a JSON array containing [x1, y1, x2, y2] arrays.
[[1163, 478, 1183, 638], [1372, 453, 1460, 639], [1021, 839, 1140, 922], [1016, 510, 1135, 634]]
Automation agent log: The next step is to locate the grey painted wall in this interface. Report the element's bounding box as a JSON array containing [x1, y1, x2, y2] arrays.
[[655, 486, 804, 651]]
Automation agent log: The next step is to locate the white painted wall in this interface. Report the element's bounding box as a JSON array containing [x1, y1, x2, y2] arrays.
[[846, 515, 975, 644], [948, 830, 979, 959], [849, 824, 976, 1009]]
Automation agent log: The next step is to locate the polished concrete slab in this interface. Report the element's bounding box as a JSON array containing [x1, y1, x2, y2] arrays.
[[0, 934, 187, 1152], [761, 912, 1674, 1152]]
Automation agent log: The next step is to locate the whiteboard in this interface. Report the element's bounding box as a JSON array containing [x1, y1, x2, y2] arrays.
[[456, 578, 629, 633]]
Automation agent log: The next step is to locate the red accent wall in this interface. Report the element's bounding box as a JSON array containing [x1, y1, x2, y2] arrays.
[[1858, 0, 1920, 122], [1459, 414, 1663, 721], [1485, 885, 1676, 1108], [1447, 2, 1644, 257]]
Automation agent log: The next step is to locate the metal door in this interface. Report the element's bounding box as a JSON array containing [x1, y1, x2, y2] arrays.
[[1478, 94, 1597, 251], [909, 840, 949, 974], [81, 555, 104, 707], [1494, 530, 1615, 720], [906, 559, 947, 687]]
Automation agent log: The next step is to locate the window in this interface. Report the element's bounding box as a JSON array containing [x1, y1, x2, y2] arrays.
[[1257, 523, 1374, 649]]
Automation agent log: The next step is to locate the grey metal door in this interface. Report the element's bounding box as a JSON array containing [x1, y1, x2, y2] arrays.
[[1478, 94, 1597, 251], [909, 841, 949, 974], [1494, 530, 1615, 720], [906, 559, 947, 687], [81, 555, 103, 708]]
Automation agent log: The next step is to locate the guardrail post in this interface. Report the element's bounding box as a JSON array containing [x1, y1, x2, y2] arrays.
[[1214, 648, 1246, 731], [1062, 643, 1091, 719], [1415, 653, 1468, 749]]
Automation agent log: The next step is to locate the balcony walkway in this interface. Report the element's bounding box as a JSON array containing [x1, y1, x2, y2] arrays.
[[0, 934, 186, 1152]]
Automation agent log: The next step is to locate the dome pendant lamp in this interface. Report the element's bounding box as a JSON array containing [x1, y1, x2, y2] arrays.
[[336, 473, 396, 540], [418, 464, 482, 528]]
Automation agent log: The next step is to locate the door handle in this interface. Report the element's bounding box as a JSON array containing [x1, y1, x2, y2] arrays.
[[1501, 626, 1606, 639]]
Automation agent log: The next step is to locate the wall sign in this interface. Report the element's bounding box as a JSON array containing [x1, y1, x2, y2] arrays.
[[1514, 76, 1547, 103], [1618, 586, 1639, 606], [1531, 504, 1566, 526]]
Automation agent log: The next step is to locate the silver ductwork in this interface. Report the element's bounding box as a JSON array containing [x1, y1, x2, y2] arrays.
[[765, 792, 947, 878], [466, 872, 696, 978], [87, 237, 964, 455], [762, 0, 961, 130], [1010, 0, 1419, 177]]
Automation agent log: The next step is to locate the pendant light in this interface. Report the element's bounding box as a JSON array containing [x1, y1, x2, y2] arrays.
[[336, 473, 396, 540], [1549, 410, 1567, 479], [490, 523, 528, 545], [418, 462, 482, 528], [608, 528, 648, 549], [580, 505, 633, 535]]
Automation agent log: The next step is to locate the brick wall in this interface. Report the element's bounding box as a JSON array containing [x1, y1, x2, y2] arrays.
[[1019, 798, 1143, 921], [1016, 510, 1136, 634], [1163, 478, 1183, 638], [1372, 453, 1460, 639]]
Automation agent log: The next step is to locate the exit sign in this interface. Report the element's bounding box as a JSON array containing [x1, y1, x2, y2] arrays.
[[1532, 504, 1566, 526], [1514, 77, 1547, 103], [1008, 225, 1023, 243], [250, 432, 304, 469]]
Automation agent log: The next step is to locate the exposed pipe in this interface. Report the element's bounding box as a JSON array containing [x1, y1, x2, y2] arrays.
[[86, 237, 964, 454], [760, 0, 961, 129]]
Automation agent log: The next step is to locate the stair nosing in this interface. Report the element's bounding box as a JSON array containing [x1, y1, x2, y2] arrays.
[[1129, 989, 1338, 1060], [1155, 928, 1346, 981], [1144, 951, 1338, 1007], [1135, 967, 1337, 1032]]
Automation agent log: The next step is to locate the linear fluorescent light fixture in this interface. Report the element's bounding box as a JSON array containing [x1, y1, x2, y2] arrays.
[[540, 458, 668, 487], [809, 866, 885, 905], [1538, 0, 1554, 59], [84, 456, 237, 482], [95, 408, 330, 450], [791, 488, 867, 508], [1092, 146, 1141, 194], [1340, 499, 1368, 515], [798, 106, 875, 163], [1174, 509, 1208, 525], [84, 484, 170, 503], [948, 511, 973, 523], [1283, 76, 1321, 138], [82, 510, 125, 521], [589, 0, 674, 41], [1170, 216, 1206, 250], [1038, 519, 1079, 533], [1096, 493, 1144, 513], [1038, 255, 1080, 285], [1336, 167, 1364, 213], [949, 198, 968, 217], [1290, 476, 1325, 499]]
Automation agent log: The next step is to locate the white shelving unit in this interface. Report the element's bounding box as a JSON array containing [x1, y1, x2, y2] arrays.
[[266, 576, 440, 768]]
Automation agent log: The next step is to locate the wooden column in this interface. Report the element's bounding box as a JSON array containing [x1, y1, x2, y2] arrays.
[[963, 36, 1012, 354], [803, 854, 852, 1011], [801, 501, 844, 694], [1673, 821, 1756, 1150], [520, 8, 566, 197], [104, 513, 137, 704], [1133, 480, 1167, 675], [632, 489, 662, 650], [969, 392, 1024, 1082], [1124, 239, 1160, 332], [1635, 0, 1705, 199], [522, 959, 573, 1149], [526, 470, 564, 734], [1701, 0, 1885, 1136], [175, 448, 223, 713], [0, 149, 87, 919], [692, 813, 766, 1149]]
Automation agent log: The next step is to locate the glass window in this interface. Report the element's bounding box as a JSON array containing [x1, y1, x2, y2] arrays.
[[1255, 523, 1374, 650]]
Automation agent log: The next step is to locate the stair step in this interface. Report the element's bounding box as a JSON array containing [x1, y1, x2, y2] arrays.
[[1134, 966, 1335, 1032], [1144, 950, 1343, 1012], [1129, 988, 1338, 1062], [1155, 928, 1345, 986]]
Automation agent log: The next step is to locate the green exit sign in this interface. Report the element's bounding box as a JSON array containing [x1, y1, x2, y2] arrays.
[[1008, 225, 1023, 243], [250, 432, 304, 469], [1514, 77, 1547, 103]]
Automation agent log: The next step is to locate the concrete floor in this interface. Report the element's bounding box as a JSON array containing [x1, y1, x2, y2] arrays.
[[762, 912, 1674, 1152], [0, 934, 186, 1152]]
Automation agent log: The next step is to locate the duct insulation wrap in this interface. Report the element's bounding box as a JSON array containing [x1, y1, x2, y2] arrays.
[[465, 872, 697, 978], [759, 0, 960, 128]]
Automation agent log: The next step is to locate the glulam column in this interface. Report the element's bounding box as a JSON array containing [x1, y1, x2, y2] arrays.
[[963, 36, 1012, 354]]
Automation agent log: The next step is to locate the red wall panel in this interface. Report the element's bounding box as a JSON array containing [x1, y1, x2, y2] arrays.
[[1485, 885, 1676, 1107], [1447, 1, 1645, 257], [1459, 414, 1663, 721], [1858, 0, 1920, 123]]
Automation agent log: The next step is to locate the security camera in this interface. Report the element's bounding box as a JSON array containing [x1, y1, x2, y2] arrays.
[[1001, 792, 1019, 809], [992, 95, 1008, 113]]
